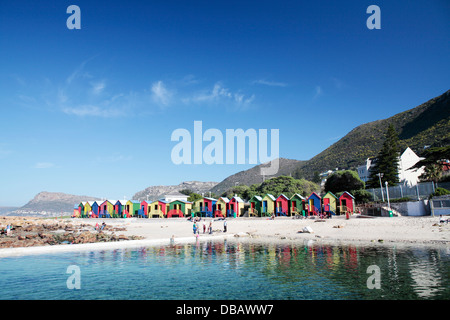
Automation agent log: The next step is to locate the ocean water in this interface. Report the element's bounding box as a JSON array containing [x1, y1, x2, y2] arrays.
[[0, 240, 448, 300]]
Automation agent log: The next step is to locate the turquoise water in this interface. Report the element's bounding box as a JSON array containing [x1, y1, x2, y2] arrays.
[[0, 240, 449, 300]]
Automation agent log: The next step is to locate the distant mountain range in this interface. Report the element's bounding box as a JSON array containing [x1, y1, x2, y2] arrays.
[[4, 90, 449, 216], [6, 192, 101, 217], [132, 181, 218, 202]]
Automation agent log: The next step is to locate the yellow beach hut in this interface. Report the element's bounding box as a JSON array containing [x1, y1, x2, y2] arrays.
[[214, 197, 229, 217], [148, 199, 168, 218], [261, 194, 276, 216], [323, 191, 338, 216]]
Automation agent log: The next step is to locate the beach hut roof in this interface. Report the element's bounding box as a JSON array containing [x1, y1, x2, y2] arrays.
[[277, 194, 290, 200], [87, 201, 96, 205], [170, 199, 192, 204], [231, 196, 244, 203], [218, 197, 230, 203], [324, 191, 338, 199], [115, 200, 127, 205], [250, 195, 262, 201], [204, 197, 217, 201], [308, 192, 321, 199], [291, 193, 305, 200], [340, 191, 355, 199], [264, 194, 276, 201], [128, 200, 141, 204]]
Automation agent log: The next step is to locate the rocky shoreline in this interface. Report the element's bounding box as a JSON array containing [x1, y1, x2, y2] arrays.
[[0, 216, 144, 248]]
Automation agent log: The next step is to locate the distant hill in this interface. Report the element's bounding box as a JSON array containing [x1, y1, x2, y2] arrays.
[[132, 181, 219, 202], [293, 89, 450, 180], [0, 207, 19, 216], [209, 158, 305, 196], [8, 192, 101, 217]]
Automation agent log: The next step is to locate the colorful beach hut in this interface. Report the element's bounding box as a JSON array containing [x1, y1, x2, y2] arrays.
[[290, 194, 305, 216], [83, 202, 93, 218], [194, 197, 217, 217], [323, 191, 338, 216], [228, 196, 244, 217], [90, 201, 100, 217], [73, 203, 82, 218], [124, 200, 140, 217], [275, 194, 290, 216], [261, 194, 276, 216], [214, 197, 229, 217], [149, 199, 168, 218], [99, 200, 115, 218], [114, 200, 127, 217], [138, 200, 151, 218], [339, 191, 355, 215], [307, 192, 321, 216], [249, 195, 262, 217], [168, 200, 192, 218]]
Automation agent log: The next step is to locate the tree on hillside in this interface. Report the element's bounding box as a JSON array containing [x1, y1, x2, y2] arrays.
[[187, 193, 203, 202], [367, 124, 401, 187], [324, 170, 365, 194]]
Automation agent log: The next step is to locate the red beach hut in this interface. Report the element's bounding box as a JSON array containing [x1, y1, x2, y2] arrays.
[[275, 194, 290, 216]]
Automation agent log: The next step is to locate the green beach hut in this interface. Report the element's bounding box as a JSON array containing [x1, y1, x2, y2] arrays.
[[249, 195, 262, 217], [290, 194, 305, 216]]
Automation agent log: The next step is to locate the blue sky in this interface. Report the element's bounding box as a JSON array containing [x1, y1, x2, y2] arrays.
[[0, 0, 449, 206]]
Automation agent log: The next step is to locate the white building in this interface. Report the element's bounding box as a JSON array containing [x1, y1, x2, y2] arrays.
[[164, 191, 189, 202], [356, 147, 425, 187], [398, 147, 425, 186]]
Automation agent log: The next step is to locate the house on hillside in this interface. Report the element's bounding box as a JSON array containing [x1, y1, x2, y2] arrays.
[[164, 191, 189, 202], [356, 147, 425, 187]]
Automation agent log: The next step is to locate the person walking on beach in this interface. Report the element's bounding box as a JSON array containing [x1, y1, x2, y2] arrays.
[[223, 218, 227, 233], [203, 220, 207, 234], [209, 221, 213, 234], [193, 222, 197, 234]]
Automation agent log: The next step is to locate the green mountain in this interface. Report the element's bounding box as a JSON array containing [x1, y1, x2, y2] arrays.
[[293, 89, 450, 180], [210, 90, 449, 193]]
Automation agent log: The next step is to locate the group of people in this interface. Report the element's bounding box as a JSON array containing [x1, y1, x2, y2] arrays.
[[0, 224, 12, 236], [94, 221, 107, 232], [191, 217, 228, 235]]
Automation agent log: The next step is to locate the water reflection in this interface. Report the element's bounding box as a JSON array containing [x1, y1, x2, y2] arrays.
[[2, 240, 447, 300], [74, 239, 449, 300]]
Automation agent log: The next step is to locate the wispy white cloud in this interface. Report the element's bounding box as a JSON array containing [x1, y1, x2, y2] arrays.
[[252, 79, 288, 87], [151, 80, 172, 107], [93, 154, 133, 164], [313, 85, 323, 99], [34, 162, 55, 169], [62, 105, 124, 117], [185, 82, 255, 109], [90, 80, 106, 95]]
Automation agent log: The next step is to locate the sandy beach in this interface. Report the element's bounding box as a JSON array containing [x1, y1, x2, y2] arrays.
[[0, 215, 449, 257]]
